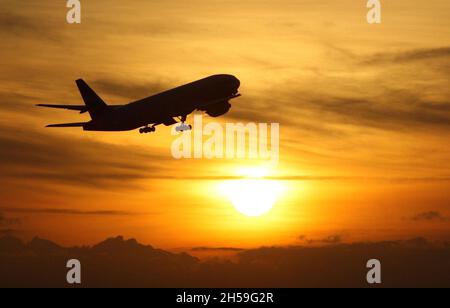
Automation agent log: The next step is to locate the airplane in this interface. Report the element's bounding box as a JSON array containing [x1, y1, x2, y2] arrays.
[[37, 74, 241, 134]]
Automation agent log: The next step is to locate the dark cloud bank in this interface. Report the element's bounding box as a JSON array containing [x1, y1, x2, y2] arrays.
[[1, 235, 449, 288]]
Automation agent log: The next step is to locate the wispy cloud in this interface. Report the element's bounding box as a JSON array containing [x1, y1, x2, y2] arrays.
[[191, 246, 244, 252], [0, 229, 17, 236], [1, 208, 143, 216], [412, 211, 449, 222], [298, 234, 343, 245], [0, 212, 20, 236], [0, 124, 171, 189], [364, 47, 450, 65], [0, 11, 63, 41], [0, 212, 21, 226]]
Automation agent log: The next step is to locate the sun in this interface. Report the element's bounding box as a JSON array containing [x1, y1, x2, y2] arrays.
[[220, 179, 283, 217]]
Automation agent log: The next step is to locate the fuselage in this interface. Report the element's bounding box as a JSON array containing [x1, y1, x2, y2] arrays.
[[83, 74, 240, 131]]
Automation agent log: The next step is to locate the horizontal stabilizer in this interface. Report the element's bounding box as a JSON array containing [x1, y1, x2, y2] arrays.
[[36, 104, 88, 114], [46, 122, 86, 128]]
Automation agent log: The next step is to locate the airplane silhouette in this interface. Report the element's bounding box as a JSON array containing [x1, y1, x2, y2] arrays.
[[37, 74, 241, 134]]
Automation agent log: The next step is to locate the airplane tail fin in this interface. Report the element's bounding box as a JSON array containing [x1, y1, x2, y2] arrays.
[[75, 79, 107, 119]]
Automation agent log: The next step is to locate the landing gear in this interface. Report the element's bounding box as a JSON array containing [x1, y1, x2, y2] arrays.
[[175, 123, 192, 132], [139, 125, 156, 134], [175, 115, 192, 132]]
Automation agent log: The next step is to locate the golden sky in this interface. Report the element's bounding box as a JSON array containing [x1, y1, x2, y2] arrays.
[[0, 0, 449, 249]]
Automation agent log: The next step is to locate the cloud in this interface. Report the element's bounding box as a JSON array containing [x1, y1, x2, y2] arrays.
[[320, 234, 342, 244], [1, 208, 142, 216], [412, 211, 449, 222], [228, 46, 450, 137], [0, 212, 21, 226], [364, 47, 450, 65], [0, 123, 171, 189], [0, 229, 17, 236], [272, 91, 450, 132], [0, 212, 20, 236], [0, 92, 42, 115], [1, 235, 450, 287], [0, 11, 62, 41], [0, 208, 142, 239], [298, 234, 343, 245], [229, 84, 450, 137], [191, 246, 244, 252]]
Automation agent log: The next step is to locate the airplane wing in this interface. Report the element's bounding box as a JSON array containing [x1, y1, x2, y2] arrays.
[[46, 122, 87, 128], [36, 104, 89, 114]]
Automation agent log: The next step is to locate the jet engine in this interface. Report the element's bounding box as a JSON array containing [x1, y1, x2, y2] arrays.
[[204, 101, 231, 117]]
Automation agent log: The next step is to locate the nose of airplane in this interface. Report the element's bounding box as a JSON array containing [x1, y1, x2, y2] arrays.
[[227, 75, 240, 90], [217, 74, 241, 91], [233, 76, 241, 88]]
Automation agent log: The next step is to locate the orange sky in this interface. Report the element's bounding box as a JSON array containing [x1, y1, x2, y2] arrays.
[[0, 0, 449, 249]]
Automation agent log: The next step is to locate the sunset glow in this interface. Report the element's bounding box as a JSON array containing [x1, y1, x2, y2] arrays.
[[0, 0, 449, 252]]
